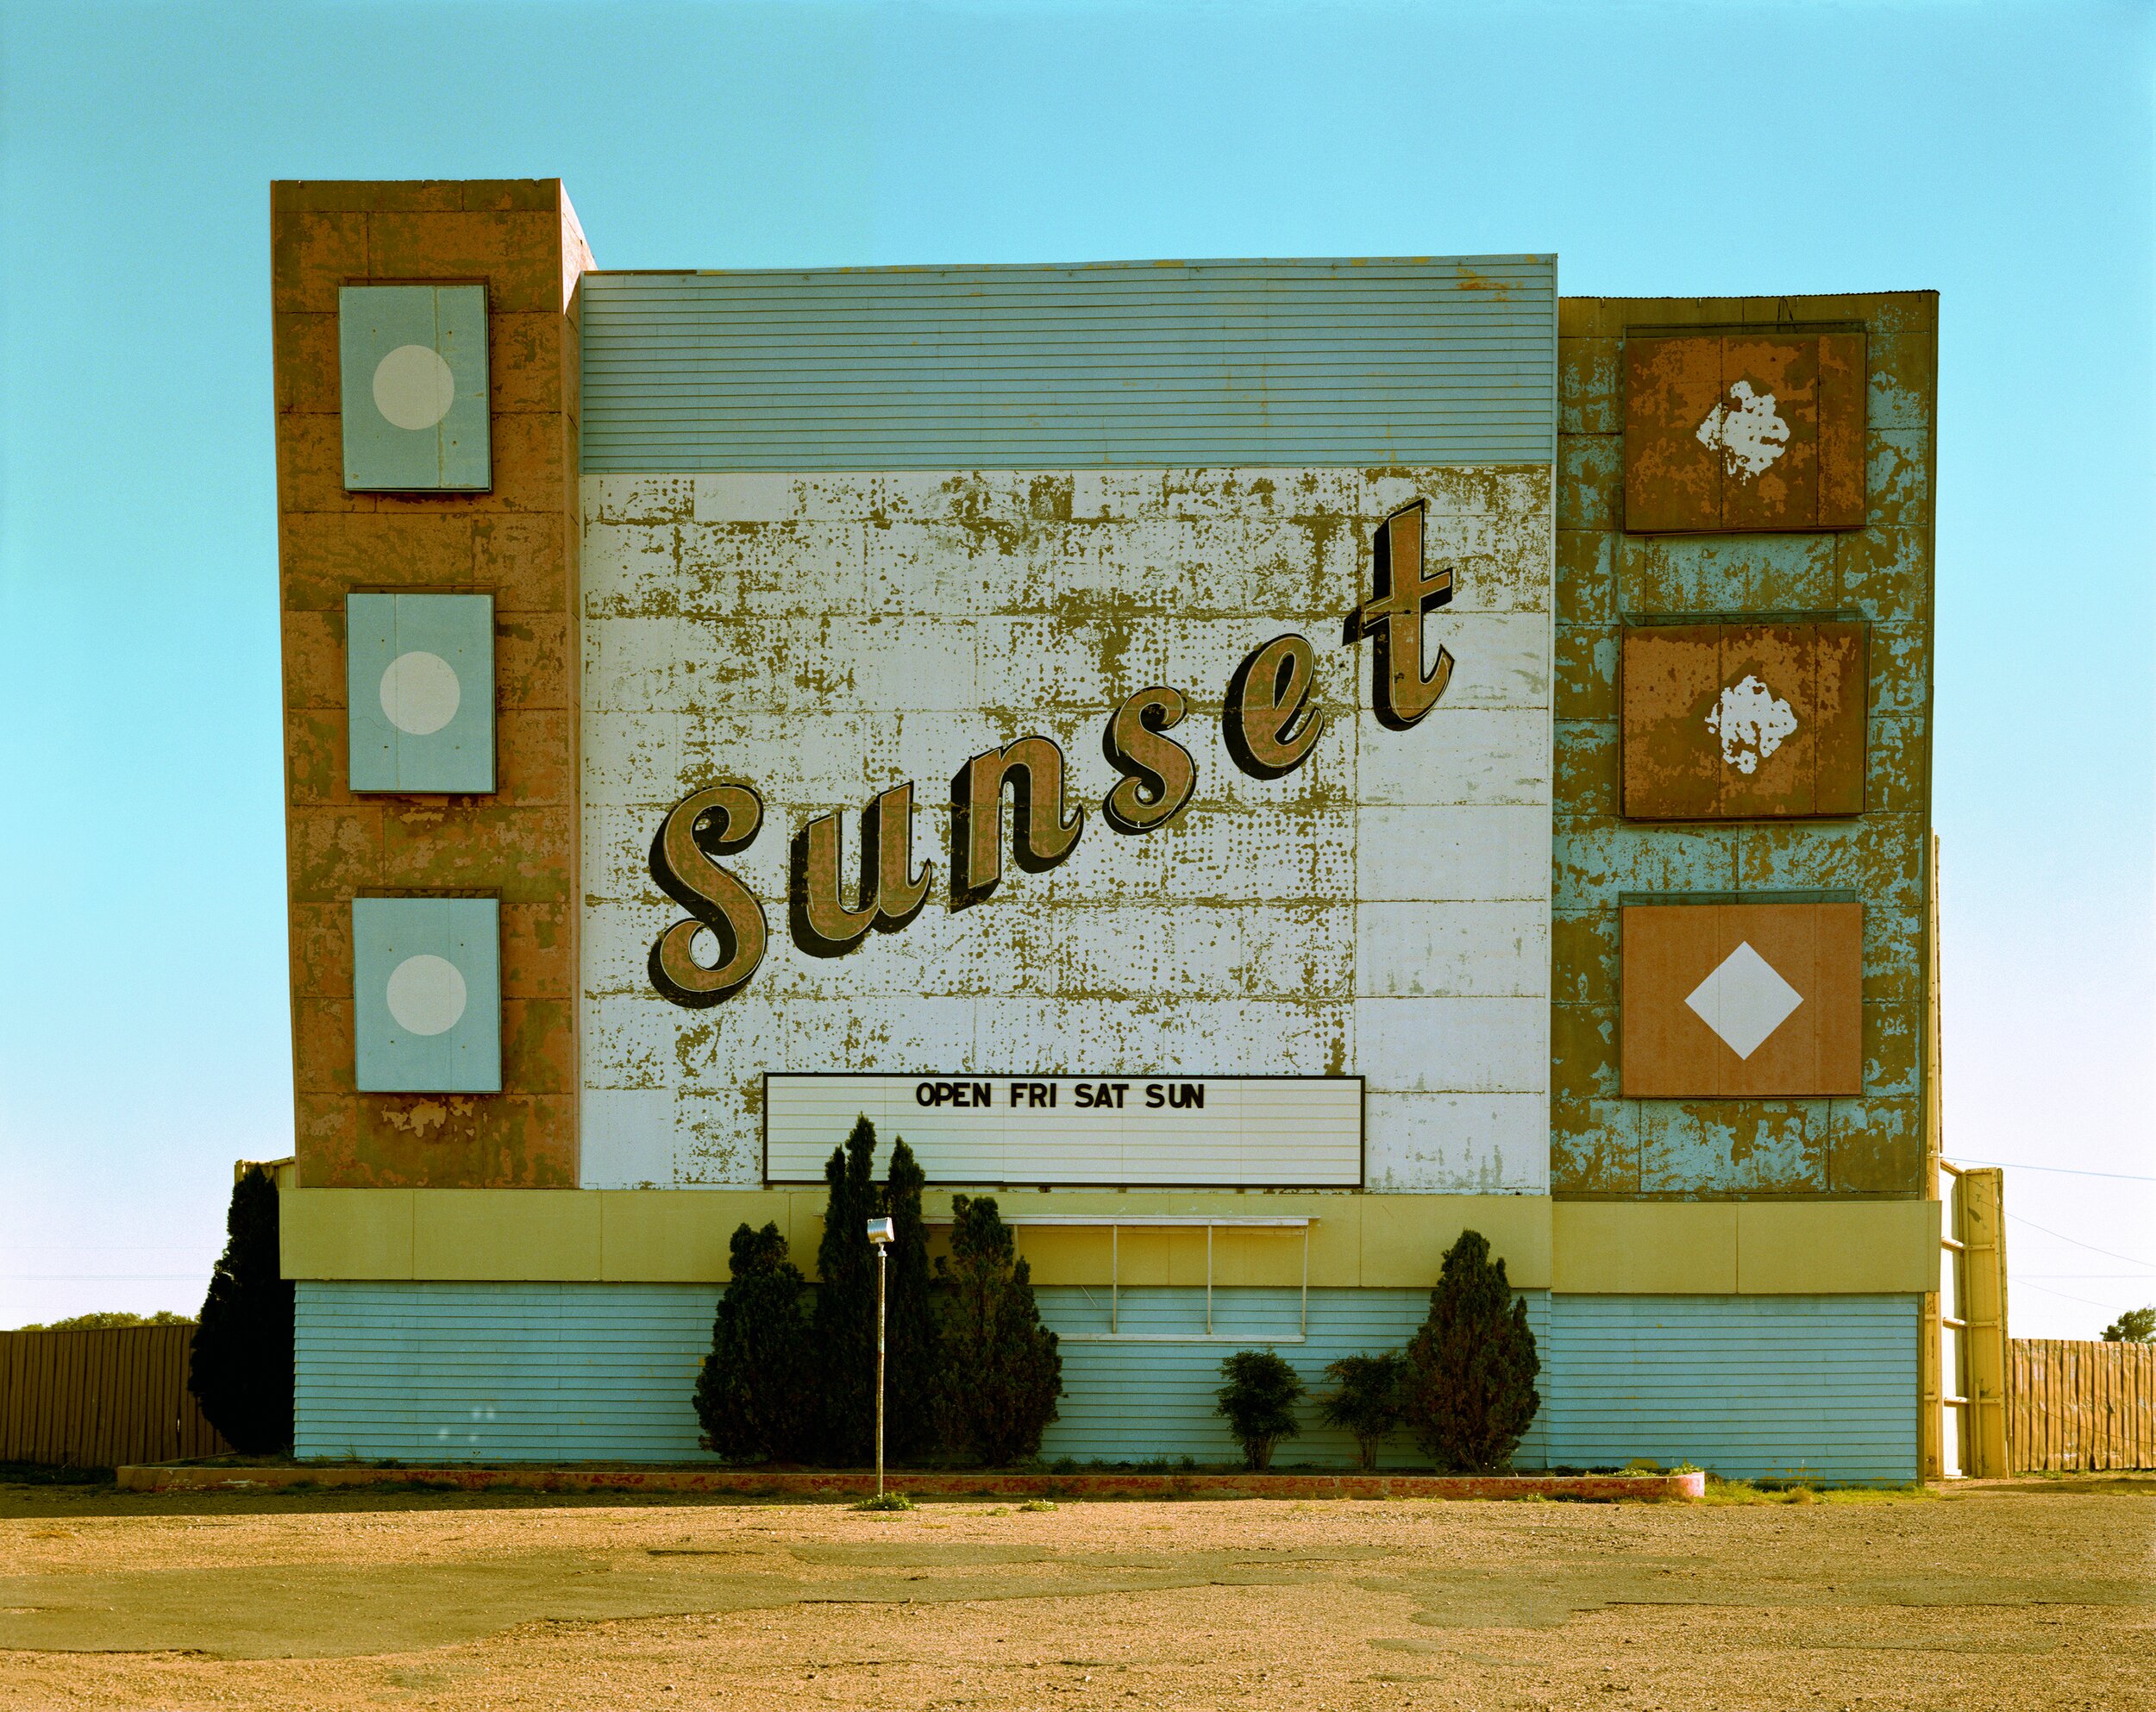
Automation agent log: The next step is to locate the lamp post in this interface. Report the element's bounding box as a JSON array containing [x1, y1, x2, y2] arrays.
[[866, 1216, 894, 1498]]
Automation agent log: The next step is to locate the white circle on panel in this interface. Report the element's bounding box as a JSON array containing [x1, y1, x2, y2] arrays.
[[689, 926, 722, 969], [379, 651, 461, 736], [373, 342, 456, 430], [386, 954, 468, 1037]]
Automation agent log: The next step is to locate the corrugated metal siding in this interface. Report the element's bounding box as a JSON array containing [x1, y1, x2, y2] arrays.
[[295, 1282, 1551, 1468], [1545, 1295, 1919, 1484], [0, 1325, 229, 1467], [580, 258, 1557, 472], [1035, 1287, 1550, 1470], [297, 1282, 722, 1463]]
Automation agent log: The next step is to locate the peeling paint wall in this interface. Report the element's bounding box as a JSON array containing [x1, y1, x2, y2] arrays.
[[579, 465, 1555, 1194], [1553, 295, 1937, 1198], [274, 179, 589, 1189]]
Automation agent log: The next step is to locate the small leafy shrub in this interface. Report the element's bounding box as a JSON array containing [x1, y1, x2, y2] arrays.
[[935, 1195, 1063, 1464], [1214, 1350, 1304, 1471], [187, 1166, 294, 1454], [852, 1490, 914, 1511], [1400, 1229, 1540, 1472], [694, 1222, 816, 1464], [1319, 1351, 1407, 1470], [2103, 1306, 2155, 1344], [1018, 1497, 1058, 1512]]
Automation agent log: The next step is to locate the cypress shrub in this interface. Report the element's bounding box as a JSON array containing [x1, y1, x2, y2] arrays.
[[934, 1195, 1062, 1464], [1318, 1351, 1407, 1471], [881, 1138, 939, 1461], [693, 1222, 815, 1464], [811, 1116, 881, 1464], [1401, 1229, 1541, 1471], [1214, 1349, 1304, 1470], [187, 1165, 295, 1454]]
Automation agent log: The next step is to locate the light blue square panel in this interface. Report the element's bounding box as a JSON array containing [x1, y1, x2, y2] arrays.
[[346, 593, 495, 793], [339, 285, 491, 491], [353, 897, 502, 1094]]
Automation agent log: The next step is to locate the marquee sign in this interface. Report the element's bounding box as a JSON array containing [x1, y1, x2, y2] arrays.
[[764, 1074, 1365, 1187], [647, 500, 1455, 1008], [575, 455, 1558, 1196]]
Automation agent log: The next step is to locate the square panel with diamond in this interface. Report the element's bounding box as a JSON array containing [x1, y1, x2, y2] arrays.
[[1620, 901, 1862, 1097], [1620, 621, 1867, 820], [1622, 331, 1865, 533]]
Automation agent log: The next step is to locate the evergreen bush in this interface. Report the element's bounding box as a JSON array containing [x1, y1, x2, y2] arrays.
[[2103, 1306, 2155, 1344], [1401, 1229, 1540, 1471], [934, 1195, 1062, 1464], [1319, 1351, 1407, 1470], [882, 1138, 939, 1461], [811, 1116, 882, 1464], [1214, 1349, 1303, 1470], [186, 1165, 295, 1454], [693, 1222, 815, 1463]]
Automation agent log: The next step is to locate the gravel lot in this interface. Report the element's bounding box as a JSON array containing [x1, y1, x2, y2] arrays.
[[0, 1476, 2148, 1709]]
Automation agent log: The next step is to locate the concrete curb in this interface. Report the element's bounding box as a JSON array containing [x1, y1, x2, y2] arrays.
[[115, 1464, 1705, 1502]]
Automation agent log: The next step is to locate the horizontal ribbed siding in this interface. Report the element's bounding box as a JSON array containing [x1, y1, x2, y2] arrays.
[[295, 1282, 1551, 1468], [297, 1282, 721, 1463], [1545, 1295, 1919, 1484], [580, 258, 1557, 472], [1036, 1286, 1549, 1470], [296, 1284, 1916, 1480]]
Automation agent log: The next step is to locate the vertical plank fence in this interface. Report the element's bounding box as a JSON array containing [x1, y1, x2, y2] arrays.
[[0, 1325, 231, 1468], [2009, 1339, 2156, 1472]]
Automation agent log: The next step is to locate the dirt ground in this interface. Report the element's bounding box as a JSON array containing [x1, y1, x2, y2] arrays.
[[0, 1477, 2148, 1710]]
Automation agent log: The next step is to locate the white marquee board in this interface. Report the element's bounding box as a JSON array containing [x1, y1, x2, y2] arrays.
[[765, 1074, 1364, 1187]]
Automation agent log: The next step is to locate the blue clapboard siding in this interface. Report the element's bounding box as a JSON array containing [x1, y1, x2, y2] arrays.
[[1035, 1286, 1549, 1470], [298, 1285, 1917, 1478], [297, 1282, 722, 1462], [580, 258, 1557, 472], [1545, 1295, 1919, 1484], [294, 1282, 1546, 1467]]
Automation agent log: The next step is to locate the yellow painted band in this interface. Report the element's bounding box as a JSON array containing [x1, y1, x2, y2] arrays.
[[279, 1188, 1940, 1295]]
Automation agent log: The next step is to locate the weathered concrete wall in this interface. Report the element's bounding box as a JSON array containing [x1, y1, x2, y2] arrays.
[[274, 179, 590, 1188], [579, 466, 1555, 1193], [1551, 294, 1937, 1197]]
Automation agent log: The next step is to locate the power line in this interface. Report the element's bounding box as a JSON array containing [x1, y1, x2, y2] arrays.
[[2005, 1213, 2156, 1270], [2013, 1280, 2140, 1313], [1953, 1157, 2156, 1183]]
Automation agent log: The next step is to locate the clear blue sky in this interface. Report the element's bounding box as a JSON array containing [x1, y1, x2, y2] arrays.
[[1, 0, 2149, 1337]]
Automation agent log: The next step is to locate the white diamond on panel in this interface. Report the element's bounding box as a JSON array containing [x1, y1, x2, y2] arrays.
[[1684, 940, 1802, 1061], [1704, 674, 1797, 775]]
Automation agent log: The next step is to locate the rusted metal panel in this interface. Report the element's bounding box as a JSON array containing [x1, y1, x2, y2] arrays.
[[1719, 336, 1820, 530], [1816, 333, 1867, 525], [1622, 332, 1867, 533], [1621, 336, 1722, 531], [1620, 902, 1863, 1098], [1618, 625, 1722, 818], [1620, 621, 1868, 819]]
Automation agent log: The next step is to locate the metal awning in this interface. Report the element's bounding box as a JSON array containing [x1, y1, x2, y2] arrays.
[[924, 1213, 1316, 1342]]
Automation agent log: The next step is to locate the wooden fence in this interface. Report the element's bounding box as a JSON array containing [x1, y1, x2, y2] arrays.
[[2010, 1339, 2156, 1472], [0, 1324, 230, 1468]]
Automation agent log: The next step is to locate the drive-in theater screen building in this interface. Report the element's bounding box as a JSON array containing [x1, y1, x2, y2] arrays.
[[275, 179, 1945, 1479]]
